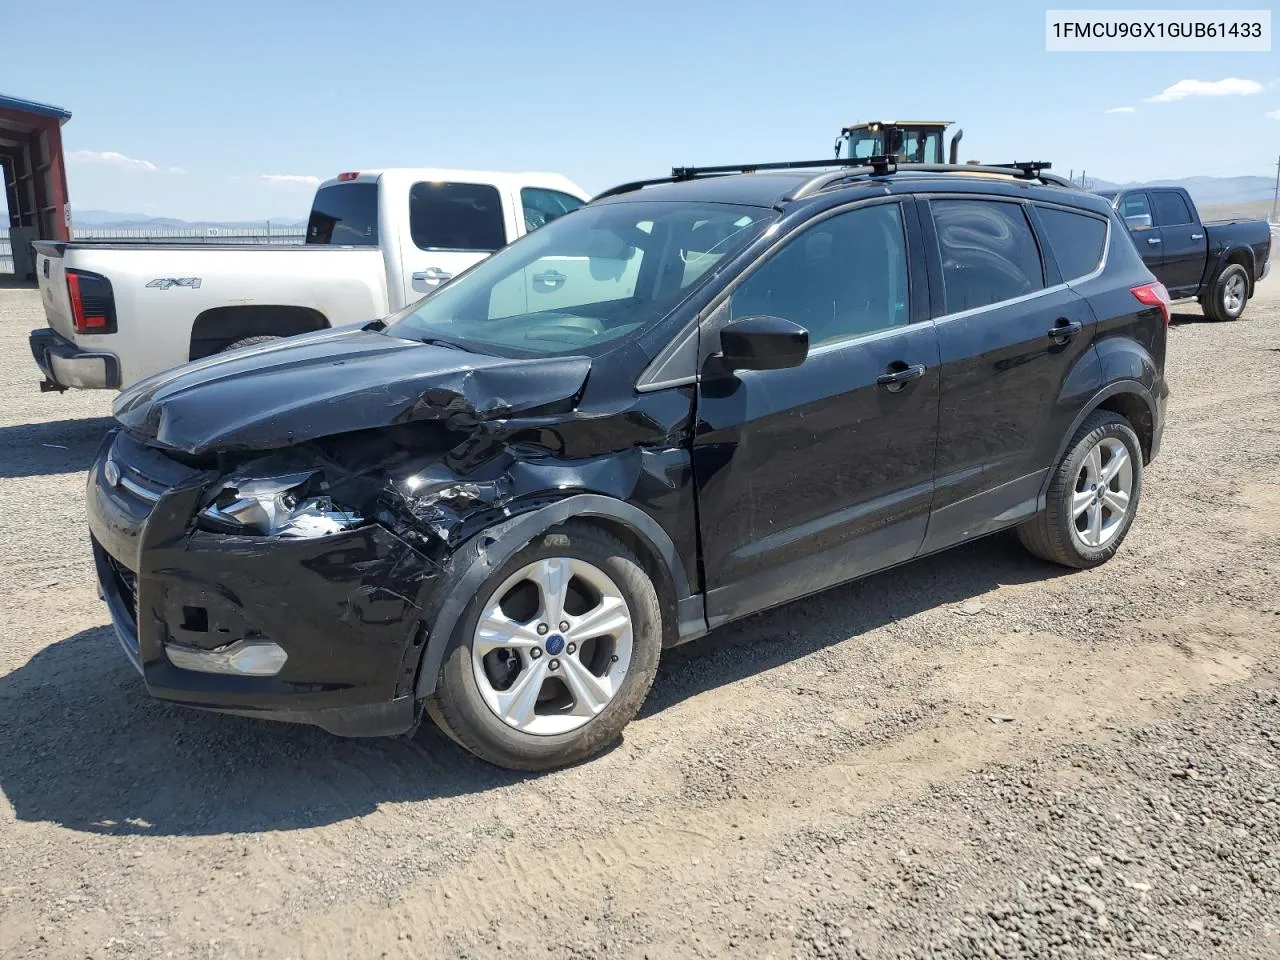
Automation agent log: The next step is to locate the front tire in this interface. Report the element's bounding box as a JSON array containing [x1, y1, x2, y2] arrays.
[[427, 522, 662, 771], [1203, 263, 1250, 322], [1017, 411, 1143, 569]]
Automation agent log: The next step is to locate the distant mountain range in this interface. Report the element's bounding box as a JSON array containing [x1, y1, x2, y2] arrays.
[[68, 174, 1276, 230], [71, 209, 307, 230], [1073, 176, 1274, 207]]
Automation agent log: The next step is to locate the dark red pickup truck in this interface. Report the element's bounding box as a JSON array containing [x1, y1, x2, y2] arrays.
[[1097, 185, 1271, 322]]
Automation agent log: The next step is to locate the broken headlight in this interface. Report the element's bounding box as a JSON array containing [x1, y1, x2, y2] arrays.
[[198, 472, 364, 538]]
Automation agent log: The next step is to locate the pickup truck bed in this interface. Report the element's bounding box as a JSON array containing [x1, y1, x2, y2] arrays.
[[29, 167, 590, 391], [32, 240, 386, 388]]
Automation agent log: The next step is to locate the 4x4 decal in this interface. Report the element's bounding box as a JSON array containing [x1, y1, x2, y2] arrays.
[[145, 277, 202, 290]]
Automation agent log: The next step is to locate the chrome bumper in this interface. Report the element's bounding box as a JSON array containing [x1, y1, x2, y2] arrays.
[[29, 328, 120, 390]]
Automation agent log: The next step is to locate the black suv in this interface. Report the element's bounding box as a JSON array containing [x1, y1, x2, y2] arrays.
[[87, 159, 1169, 770]]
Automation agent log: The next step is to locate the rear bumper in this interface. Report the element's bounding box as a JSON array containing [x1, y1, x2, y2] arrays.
[[86, 431, 436, 737], [29, 328, 120, 391]]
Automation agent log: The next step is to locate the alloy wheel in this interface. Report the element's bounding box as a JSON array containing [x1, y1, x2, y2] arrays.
[[1071, 437, 1134, 548], [1223, 273, 1246, 317], [471, 557, 634, 736]]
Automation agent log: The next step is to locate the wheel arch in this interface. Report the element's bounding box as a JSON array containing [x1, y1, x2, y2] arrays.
[[1211, 244, 1257, 292], [1039, 381, 1158, 505], [188, 305, 330, 360], [413, 494, 694, 699]]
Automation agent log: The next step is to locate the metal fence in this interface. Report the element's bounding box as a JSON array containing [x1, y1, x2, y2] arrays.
[[0, 225, 306, 273]]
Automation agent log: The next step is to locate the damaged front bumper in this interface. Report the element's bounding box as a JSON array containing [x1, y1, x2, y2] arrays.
[[86, 431, 438, 737]]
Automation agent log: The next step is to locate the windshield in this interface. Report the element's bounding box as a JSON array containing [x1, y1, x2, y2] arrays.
[[844, 129, 942, 163], [385, 200, 776, 357]]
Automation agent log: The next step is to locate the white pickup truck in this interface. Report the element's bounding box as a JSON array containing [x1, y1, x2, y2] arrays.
[[29, 168, 589, 391]]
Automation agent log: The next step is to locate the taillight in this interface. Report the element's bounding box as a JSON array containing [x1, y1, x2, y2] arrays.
[[66, 269, 117, 334], [336, 171, 360, 182], [1131, 281, 1171, 326]]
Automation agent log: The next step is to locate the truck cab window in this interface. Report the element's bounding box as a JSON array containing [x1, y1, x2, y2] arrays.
[[521, 188, 585, 232], [1152, 191, 1193, 227], [306, 183, 379, 246], [409, 182, 506, 252], [1119, 193, 1152, 232]]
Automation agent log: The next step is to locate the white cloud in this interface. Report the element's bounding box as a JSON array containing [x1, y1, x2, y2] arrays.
[[68, 150, 158, 172], [1147, 78, 1263, 102], [168, 166, 187, 175], [1268, 109, 1280, 120], [1105, 106, 1135, 114], [260, 174, 321, 187]]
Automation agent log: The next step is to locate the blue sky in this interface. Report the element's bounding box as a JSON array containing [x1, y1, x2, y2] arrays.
[[3, 0, 1277, 221]]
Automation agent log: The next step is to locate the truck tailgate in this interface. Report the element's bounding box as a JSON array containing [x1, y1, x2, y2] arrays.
[[33, 242, 76, 341]]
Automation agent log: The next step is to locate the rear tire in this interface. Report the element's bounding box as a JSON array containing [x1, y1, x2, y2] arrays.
[[220, 334, 281, 353], [1017, 411, 1143, 569], [1203, 263, 1250, 322], [427, 522, 662, 771]]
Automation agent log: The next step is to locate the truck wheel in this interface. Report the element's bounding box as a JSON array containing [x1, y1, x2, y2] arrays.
[[1203, 264, 1250, 322], [220, 335, 282, 353], [426, 522, 662, 771], [1017, 411, 1143, 570]]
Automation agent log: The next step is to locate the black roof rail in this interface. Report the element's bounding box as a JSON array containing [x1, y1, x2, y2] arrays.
[[821, 161, 1074, 189], [593, 156, 897, 201], [593, 158, 1072, 202]]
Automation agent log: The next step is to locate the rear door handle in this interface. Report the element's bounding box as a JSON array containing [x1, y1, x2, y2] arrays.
[[876, 362, 926, 392], [1147, 237, 1161, 245], [1048, 319, 1083, 342], [1190, 233, 1203, 240], [412, 267, 453, 286]]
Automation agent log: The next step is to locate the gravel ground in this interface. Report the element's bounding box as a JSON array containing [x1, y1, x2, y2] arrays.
[[0, 277, 1277, 959]]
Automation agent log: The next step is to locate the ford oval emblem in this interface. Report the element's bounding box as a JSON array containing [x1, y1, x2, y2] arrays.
[[103, 457, 121, 487]]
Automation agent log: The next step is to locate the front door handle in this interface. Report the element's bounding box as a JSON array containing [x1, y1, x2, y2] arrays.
[[1190, 232, 1203, 240], [1048, 318, 1083, 342], [532, 269, 567, 291], [876, 362, 926, 392], [1147, 237, 1162, 245], [412, 267, 453, 286]]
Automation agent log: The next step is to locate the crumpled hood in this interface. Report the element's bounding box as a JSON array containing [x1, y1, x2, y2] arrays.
[[113, 326, 591, 456]]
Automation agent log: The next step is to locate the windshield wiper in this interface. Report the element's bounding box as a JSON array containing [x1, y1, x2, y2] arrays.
[[413, 336, 466, 350]]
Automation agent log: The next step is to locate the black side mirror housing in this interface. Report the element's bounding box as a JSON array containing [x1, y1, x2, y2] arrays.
[[719, 315, 809, 372]]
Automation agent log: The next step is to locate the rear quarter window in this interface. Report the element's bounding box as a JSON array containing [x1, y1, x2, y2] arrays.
[[1036, 207, 1108, 281], [410, 182, 506, 252]]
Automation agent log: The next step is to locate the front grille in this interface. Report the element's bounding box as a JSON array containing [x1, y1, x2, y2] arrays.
[[105, 431, 192, 510], [114, 460, 167, 504]]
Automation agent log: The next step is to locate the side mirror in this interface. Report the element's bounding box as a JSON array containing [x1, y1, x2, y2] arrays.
[[719, 315, 809, 372], [1125, 213, 1152, 232]]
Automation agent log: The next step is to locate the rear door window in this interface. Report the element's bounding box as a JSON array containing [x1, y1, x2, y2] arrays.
[[409, 181, 506, 252], [1036, 207, 1108, 281], [1151, 190, 1194, 227], [930, 199, 1045, 314], [306, 183, 379, 246]]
